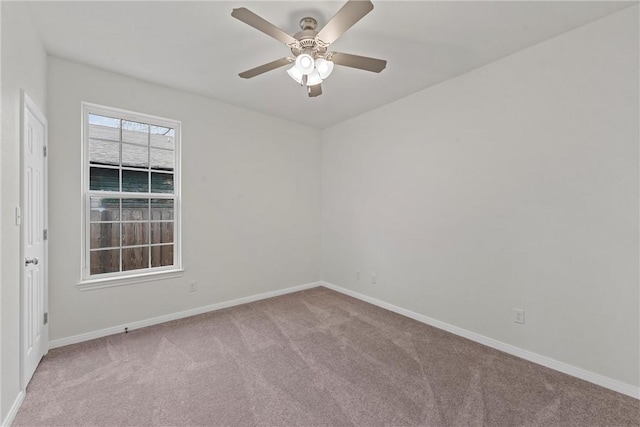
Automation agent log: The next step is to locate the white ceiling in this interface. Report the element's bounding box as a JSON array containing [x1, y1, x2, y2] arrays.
[[27, 1, 635, 129]]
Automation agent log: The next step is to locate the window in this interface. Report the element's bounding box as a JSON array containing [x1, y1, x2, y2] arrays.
[[81, 103, 181, 287]]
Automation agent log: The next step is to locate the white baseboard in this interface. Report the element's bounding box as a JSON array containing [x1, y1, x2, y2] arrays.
[[49, 281, 321, 349], [1, 390, 25, 427], [320, 281, 640, 400]]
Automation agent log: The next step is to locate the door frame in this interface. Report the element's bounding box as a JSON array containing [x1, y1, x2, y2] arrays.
[[20, 90, 49, 390]]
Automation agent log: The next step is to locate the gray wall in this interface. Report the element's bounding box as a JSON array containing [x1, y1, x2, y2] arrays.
[[321, 7, 639, 387]]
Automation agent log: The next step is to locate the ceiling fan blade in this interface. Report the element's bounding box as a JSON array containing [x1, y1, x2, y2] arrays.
[[308, 84, 322, 97], [231, 8, 297, 46], [239, 57, 293, 79], [330, 52, 386, 73], [316, 0, 374, 45]]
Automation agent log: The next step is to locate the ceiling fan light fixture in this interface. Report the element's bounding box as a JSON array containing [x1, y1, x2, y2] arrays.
[[307, 69, 323, 86], [315, 58, 334, 79], [295, 53, 315, 75], [232, 0, 387, 98], [287, 65, 304, 85]]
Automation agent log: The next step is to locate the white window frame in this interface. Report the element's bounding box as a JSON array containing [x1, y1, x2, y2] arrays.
[[79, 102, 182, 290]]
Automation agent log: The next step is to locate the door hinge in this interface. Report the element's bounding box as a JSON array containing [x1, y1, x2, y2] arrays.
[[43, 229, 48, 240], [44, 312, 48, 325], [43, 146, 47, 157]]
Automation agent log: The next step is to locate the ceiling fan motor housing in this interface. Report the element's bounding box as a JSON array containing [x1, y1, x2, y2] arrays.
[[291, 30, 327, 57]]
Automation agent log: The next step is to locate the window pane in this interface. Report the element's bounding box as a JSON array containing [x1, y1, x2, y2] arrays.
[[151, 244, 174, 267], [90, 249, 120, 274], [90, 223, 120, 249], [151, 222, 173, 244], [90, 167, 119, 191], [122, 170, 148, 192], [90, 198, 120, 221], [122, 198, 149, 221], [89, 139, 119, 166], [151, 172, 174, 193], [122, 120, 149, 145], [150, 125, 174, 150], [151, 199, 173, 220], [150, 148, 174, 171], [122, 222, 149, 246], [122, 143, 149, 169], [89, 114, 120, 141], [122, 246, 149, 271]]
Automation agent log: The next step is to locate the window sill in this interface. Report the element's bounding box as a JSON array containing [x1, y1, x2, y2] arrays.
[[77, 269, 184, 291]]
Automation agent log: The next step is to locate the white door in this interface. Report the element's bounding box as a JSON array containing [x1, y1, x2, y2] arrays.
[[22, 91, 48, 387]]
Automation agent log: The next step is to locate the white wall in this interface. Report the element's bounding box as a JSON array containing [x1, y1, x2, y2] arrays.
[[47, 56, 321, 341], [1, 2, 48, 421], [321, 6, 639, 388]]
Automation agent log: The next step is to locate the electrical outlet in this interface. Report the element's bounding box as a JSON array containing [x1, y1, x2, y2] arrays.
[[514, 309, 525, 324], [371, 274, 377, 284], [356, 270, 360, 280], [189, 281, 197, 292]]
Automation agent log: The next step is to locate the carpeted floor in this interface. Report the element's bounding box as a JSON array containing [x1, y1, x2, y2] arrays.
[[14, 287, 639, 426]]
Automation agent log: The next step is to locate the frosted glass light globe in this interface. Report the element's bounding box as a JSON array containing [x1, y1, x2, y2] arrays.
[[287, 65, 303, 85], [307, 69, 323, 86], [295, 53, 315, 75], [315, 58, 334, 79]]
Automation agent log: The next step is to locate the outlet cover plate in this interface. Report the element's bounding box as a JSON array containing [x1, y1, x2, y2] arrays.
[[514, 309, 525, 324]]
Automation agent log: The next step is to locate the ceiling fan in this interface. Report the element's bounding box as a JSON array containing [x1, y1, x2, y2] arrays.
[[231, 0, 387, 97]]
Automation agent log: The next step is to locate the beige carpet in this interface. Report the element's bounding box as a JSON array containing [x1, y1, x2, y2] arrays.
[[14, 287, 639, 426]]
